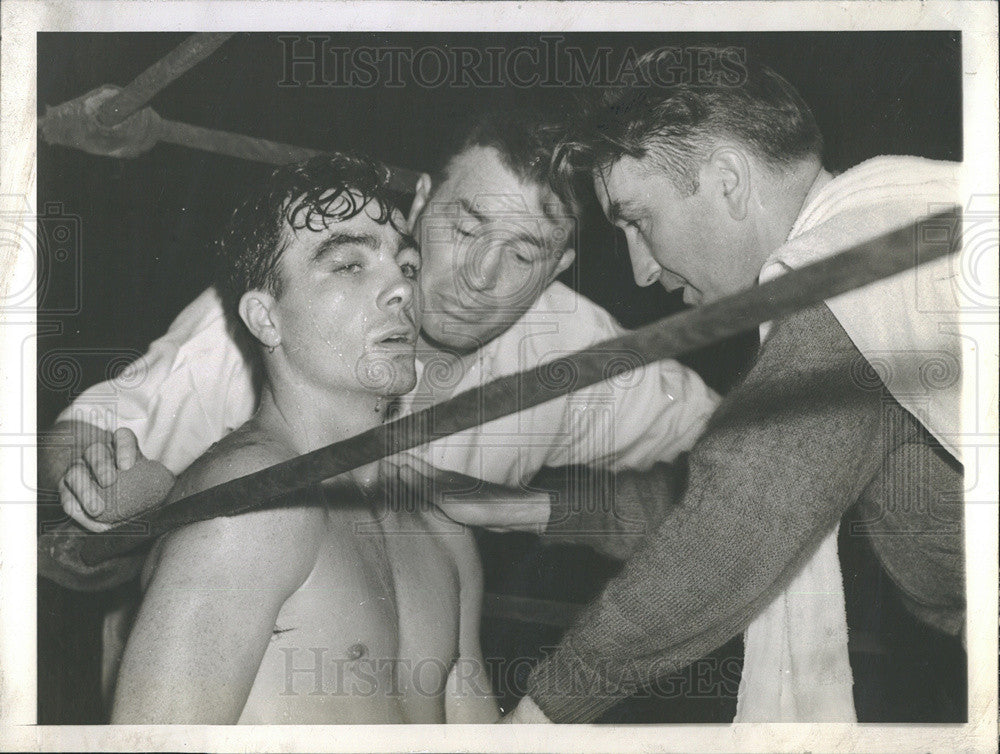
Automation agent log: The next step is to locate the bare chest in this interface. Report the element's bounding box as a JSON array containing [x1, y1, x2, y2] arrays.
[[246, 507, 465, 722]]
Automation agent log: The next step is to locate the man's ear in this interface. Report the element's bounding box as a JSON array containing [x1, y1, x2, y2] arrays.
[[707, 147, 751, 221], [239, 290, 281, 350], [406, 173, 433, 232], [553, 247, 576, 278]]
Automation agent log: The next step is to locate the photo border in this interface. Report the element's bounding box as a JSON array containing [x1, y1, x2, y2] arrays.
[[2, 2, 997, 752]]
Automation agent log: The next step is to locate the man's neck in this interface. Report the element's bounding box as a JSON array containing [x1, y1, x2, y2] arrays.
[[254, 376, 386, 457]]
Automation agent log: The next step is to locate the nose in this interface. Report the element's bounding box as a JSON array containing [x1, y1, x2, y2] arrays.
[[624, 230, 661, 288], [465, 244, 503, 292], [377, 265, 415, 312]]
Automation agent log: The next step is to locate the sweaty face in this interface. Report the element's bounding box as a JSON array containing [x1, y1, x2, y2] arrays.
[[594, 154, 751, 305], [269, 198, 422, 397], [412, 146, 575, 352]]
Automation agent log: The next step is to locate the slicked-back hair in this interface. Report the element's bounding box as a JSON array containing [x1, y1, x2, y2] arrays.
[[431, 106, 585, 216], [552, 48, 824, 199], [215, 152, 403, 323]]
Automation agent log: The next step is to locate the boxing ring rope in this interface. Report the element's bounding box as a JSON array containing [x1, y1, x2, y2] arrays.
[[71, 212, 959, 565], [38, 33, 422, 193], [93, 33, 235, 127], [158, 119, 324, 165]]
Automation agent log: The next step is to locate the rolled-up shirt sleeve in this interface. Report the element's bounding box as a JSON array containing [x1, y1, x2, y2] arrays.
[[55, 287, 255, 474]]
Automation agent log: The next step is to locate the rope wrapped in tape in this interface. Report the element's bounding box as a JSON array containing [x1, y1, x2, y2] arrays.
[[39, 88, 421, 194]]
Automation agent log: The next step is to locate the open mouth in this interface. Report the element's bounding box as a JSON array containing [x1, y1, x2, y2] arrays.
[[658, 269, 689, 292], [374, 327, 417, 347]]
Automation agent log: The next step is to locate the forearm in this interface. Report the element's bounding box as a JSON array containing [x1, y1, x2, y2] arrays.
[[38, 418, 178, 591], [37, 420, 146, 591], [533, 459, 688, 560], [524, 305, 892, 723]]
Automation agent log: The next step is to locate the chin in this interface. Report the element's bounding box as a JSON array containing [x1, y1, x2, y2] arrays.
[[357, 354, 417, 395], [368, 371, 417, 400], [388, 369, 418, 397]]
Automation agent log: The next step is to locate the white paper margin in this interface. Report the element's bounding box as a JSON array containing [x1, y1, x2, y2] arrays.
[[2, 2, 997, 752]]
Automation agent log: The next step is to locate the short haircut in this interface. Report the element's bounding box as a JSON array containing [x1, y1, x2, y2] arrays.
[[215, 152, 402, 322], [431, 105, 585, 215], [553, 47, 824, 197]]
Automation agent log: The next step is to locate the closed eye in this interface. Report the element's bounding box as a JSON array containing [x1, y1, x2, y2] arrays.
[[332, 262, 362, 274], [396, 241, 421, 279]]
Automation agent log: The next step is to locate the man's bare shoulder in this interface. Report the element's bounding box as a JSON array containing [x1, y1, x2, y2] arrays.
[[149, 424, 326, 591], [167, 422, 292, 504]]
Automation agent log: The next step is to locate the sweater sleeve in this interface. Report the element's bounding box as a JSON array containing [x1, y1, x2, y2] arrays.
[[530, 458, 688, 561], [524, 304, 896, 723]]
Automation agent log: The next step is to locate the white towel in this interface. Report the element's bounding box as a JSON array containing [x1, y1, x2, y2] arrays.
[[735, 156, 962, 722], [736, 525, 855, 721]]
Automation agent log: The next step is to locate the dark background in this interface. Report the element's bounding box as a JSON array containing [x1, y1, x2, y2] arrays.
[[37, 31, 965, 723]]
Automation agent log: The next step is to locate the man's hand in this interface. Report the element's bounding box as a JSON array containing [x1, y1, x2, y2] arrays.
[[379, 451, 551, 532], [500, 695, 553, 723], [59, 427, 175, 532]]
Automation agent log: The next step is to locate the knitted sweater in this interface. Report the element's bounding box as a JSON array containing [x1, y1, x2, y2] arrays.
[[525, 303, 965, 723]]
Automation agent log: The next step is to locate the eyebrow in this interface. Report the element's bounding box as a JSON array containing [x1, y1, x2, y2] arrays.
[[311, 230, 419, 263], [458, 198, 489, 224], [311, 232, 379, 262], [395, 232, 420, 256], [457, 198, 546, 250]]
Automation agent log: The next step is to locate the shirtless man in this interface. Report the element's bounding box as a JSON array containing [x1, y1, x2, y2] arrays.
[[41, 109, 716, 717], [111, 153, 498, 724]]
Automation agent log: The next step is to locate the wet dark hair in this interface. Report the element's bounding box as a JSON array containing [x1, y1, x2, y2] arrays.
[[215, 151, 403, 322], [552, 47, 823, 199]]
